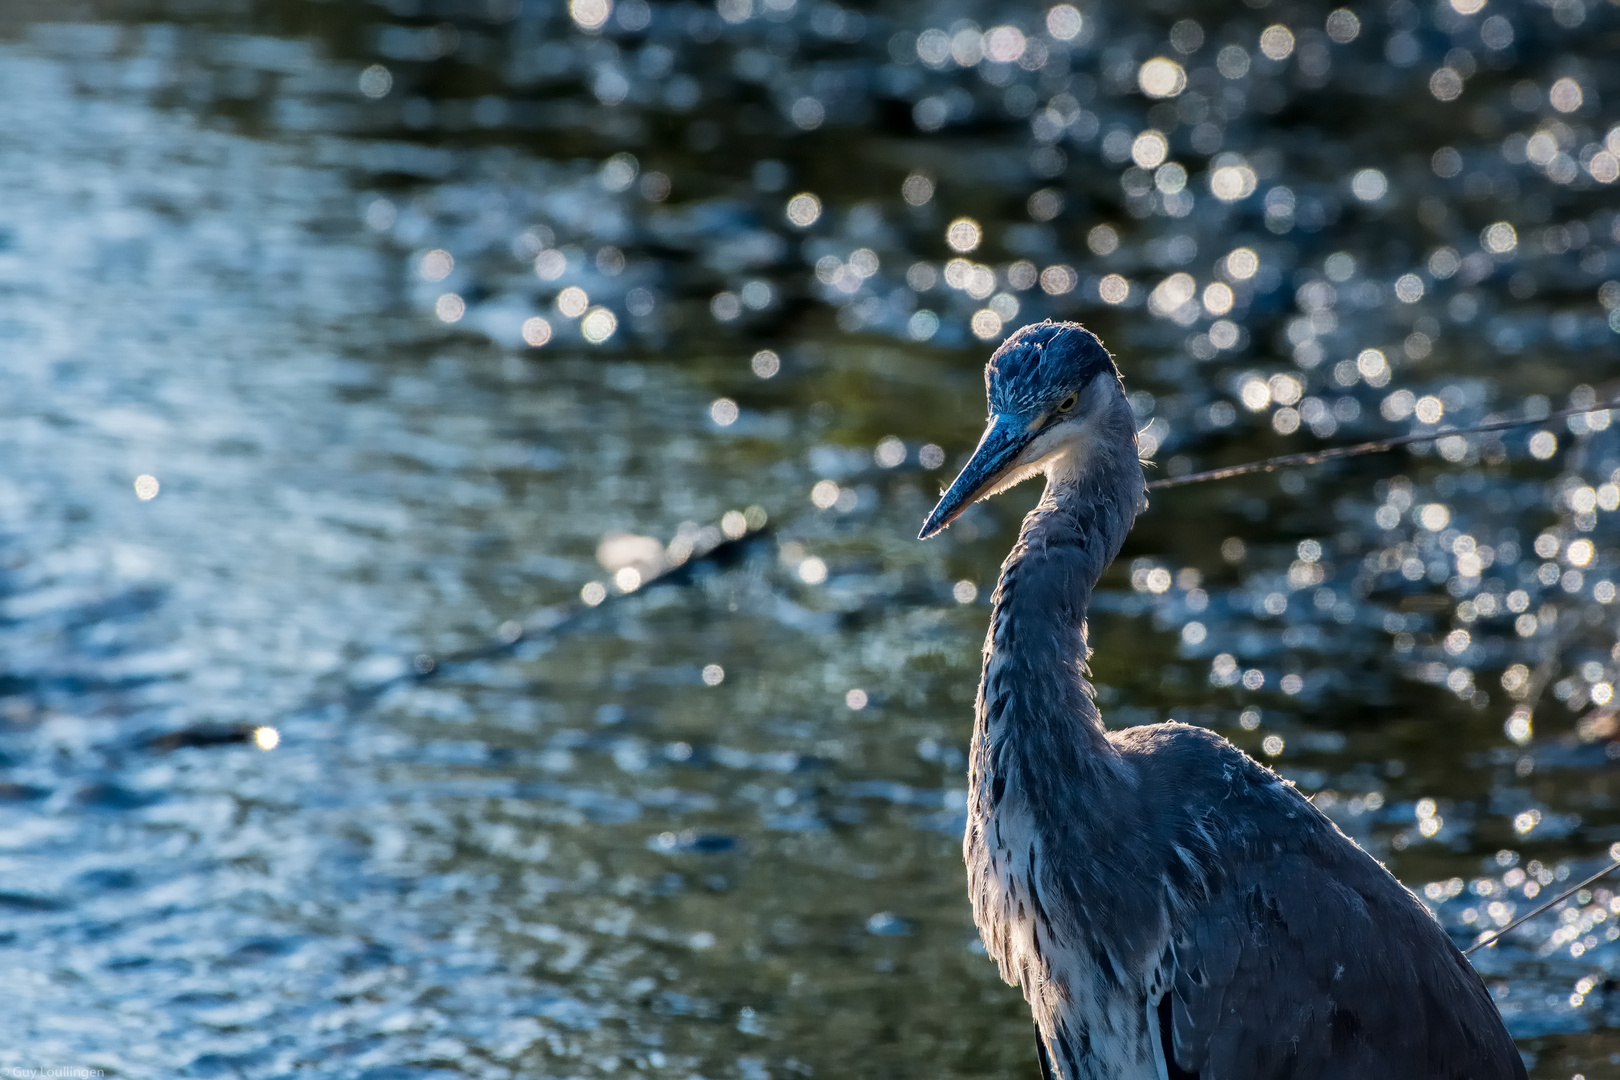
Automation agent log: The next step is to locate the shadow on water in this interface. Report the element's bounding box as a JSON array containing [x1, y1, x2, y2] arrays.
[[0, 0, 1618, 1076]]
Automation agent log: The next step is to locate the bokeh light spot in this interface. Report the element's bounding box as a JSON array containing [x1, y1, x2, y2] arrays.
[[569, 0, 612, 31], [1040, 265, 1077, 295], [1045, 5, 1082, 41], [358, 65, 392, 99], [790, 96, 824, 130], [1481, 221, 1517, 254], [1549, 78, 1583, 113], [582, 306, 618, 343], [1239, 377, 1271, 411], [1258, 25, 1295, 61], [1356, 348, 1389, 385], [1225, 247, 1259, 280], [946, 217, 982, 253], [1138, 57, 1186, 99], [785, 193, 822, 228], [1351, 168, 1388, 201], [533, 250, 567, 280], [908, 310, 940, 340], [1326, 10, 1360, 42], [983, 27, 1026, 64], [970, 309, 1003, 340], [1148, 273, 1196, 318], [751, 349, 780, 378], [521, 316, 553, 347], [1217, 45, 1250, 79], [419, 249, 453, 281], [710, 398, 739, 426], [1209, 163, 1257, 201], [1027, 188, 1064, 221], [1429, 67, 1463, 102], [434, 293, 465, 322], [556, 286, 590, 318], [902, 172, 934, 205], [1505, 708, 1532, 744], [1131, 130, 1168, 169], [1087, 225, 1119, 255], [598, 153, 638, 192]]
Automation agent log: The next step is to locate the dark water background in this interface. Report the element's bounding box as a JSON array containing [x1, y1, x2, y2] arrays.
[[1, 0, 1619, 1076]]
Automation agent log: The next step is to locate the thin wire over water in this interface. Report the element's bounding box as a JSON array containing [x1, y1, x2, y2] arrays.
[[1467, 859, 1620, 956], [1148, 400, 1620, 491]]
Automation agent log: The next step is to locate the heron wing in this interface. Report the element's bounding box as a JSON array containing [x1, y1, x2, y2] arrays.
[[1034, 1020, 1056, 1080], [1163, 837, 1526, 1080]]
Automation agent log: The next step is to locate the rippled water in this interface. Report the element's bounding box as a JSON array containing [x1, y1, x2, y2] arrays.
[[1, 1, 1619, 1076]]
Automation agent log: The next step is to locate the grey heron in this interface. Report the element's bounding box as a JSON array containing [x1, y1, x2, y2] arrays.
[[919, 322, 1525, 1079]]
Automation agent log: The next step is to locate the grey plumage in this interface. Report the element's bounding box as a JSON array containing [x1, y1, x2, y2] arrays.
[[920, 322, 1525, 1080]]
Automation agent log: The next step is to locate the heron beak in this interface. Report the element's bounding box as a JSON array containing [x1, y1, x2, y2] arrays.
[[918, 414, 1031, 540]]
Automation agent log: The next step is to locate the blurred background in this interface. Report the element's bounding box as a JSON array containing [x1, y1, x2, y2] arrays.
[[0, 0, 1618, 1076]]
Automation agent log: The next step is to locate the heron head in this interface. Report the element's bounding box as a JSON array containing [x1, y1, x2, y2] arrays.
[[919, 321, 1124, 540]]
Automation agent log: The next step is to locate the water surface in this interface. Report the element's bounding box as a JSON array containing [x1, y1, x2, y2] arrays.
[[1, 1, 1619, 1076]]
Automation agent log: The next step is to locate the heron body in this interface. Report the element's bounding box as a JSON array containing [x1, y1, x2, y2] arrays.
[[920, 322, 1525, 1079]]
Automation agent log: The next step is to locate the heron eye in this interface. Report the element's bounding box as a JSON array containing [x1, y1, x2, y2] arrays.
[[1056, 392, 1079, 413]]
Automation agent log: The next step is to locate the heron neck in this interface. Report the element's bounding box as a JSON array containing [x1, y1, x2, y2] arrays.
[[980, 402, 1145, 762]]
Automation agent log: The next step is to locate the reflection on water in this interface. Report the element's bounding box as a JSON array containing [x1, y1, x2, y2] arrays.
[[0, 0, 1618, 1076]]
